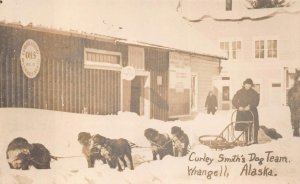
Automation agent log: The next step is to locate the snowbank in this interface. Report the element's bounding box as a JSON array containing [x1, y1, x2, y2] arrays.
[[0, 107, 299, 184]]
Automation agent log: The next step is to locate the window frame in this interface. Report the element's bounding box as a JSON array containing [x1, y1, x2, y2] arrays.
[[222, 86, 230, 101], [255, 40, 265, 59], [226, 0, 232, 11], [84, 48, 122, 71], [253, 37, 279, 60], [220, 41, 230, 58], [267, 40, 277, 58], [232, 41, 241, 59], [219, 39, 242, 60]]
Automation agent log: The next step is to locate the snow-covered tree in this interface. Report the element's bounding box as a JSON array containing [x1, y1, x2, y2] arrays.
[[247, 0, 289, 8]]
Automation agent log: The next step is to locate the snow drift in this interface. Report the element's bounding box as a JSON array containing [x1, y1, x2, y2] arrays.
[[0, 107, 299, 184]]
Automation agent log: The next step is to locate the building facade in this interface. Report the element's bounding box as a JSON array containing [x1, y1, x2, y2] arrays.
[[180, 0, 300, 109], [0, 22, 223, 121]]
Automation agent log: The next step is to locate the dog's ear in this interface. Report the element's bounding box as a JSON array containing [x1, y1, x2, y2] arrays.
[[149, 128, 158, 138], [78, 132, 91, 141], [93, 134, 106, 144], [9, 137, 32, 150], [171, 126, 181, 135], [144, 129, 150, 138], [171, 126, 176, 134], [99, 135, 106, 144], [92, 134, 99, 142]]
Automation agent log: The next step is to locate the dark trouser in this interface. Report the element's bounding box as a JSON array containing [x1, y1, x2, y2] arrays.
[[207, 107, 216, 115], [293, 121, 300, 136], [236, 109, 259, 144], [241, 122, 258, 144], [253, 121, 259, 143]]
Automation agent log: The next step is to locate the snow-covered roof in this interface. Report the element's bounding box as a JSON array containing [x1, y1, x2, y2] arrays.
[[180, 0, 300, 22], [0, 0, 227, 59]]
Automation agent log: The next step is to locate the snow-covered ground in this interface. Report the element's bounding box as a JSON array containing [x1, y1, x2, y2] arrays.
[[0, 107, 299, 184]]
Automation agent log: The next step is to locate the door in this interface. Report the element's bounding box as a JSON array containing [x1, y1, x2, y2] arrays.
[[130, 77, 143, 115], [122, 73, 150, 117], [130, 75, 150, 116], [222, 86, 230, 110]]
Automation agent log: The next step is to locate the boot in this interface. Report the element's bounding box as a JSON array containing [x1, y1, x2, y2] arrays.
[[293, 128, 300, 137], [293, 121, 300, 137]]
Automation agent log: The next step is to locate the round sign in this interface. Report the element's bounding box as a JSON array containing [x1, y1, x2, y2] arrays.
[[121, 66, 136, 81], [20, 39, 41, 78]]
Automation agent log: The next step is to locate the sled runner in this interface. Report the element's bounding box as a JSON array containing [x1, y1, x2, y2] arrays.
[[199, 110, 255, 150]]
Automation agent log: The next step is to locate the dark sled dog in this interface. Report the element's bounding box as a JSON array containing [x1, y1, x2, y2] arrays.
[[91, 134, 134, 171], [77, 132, 107, 168], [171, 126, 190, 157], [144, 128, 174, 160], [6, 137, 52, 170]]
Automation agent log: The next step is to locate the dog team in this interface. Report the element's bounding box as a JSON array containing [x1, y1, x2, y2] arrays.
[[6, 126, 189, 171]]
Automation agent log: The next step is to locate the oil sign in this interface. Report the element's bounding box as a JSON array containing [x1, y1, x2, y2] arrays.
[[20, 39, 41, 78], [168, 52, 191, 117], [121, 66, 136, 81]]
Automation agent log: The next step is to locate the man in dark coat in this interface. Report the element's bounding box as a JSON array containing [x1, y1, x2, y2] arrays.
[[205, 91, 218, 115], [232, 78, 260, 143], [287, 72, 300, 137]]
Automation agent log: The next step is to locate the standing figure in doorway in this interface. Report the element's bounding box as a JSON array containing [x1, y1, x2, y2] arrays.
[[287, 71, 300, 137], [205, 91, 218, 115], [232, 78, 260, 143]]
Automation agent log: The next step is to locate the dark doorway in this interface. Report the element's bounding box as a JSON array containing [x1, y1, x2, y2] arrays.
[[130, 76, 146, 115]]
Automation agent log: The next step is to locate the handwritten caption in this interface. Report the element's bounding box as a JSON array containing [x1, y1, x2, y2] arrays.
[[187, 151, 291, 179]]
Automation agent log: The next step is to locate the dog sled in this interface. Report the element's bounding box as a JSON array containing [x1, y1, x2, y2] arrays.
[[199, 110, 255, 150]]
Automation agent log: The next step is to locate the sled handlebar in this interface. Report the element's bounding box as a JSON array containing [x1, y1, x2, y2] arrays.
[[231, 109, 254, 122]]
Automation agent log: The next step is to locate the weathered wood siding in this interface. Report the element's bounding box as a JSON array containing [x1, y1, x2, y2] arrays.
[[0, 24, 126, 115], [145, 48, 169, 121], [0, 24, 221, 121]]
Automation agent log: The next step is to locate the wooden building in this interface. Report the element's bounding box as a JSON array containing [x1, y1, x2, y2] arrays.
[[0, 22, 224, 121], [180, 0, 300, 109]]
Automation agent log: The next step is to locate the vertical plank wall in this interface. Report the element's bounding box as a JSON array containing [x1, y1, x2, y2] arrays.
[[0, 25, 123, 115], [145, 48, 169, 121]]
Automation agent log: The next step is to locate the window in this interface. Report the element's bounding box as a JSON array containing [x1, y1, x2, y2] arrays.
[[220, 41, 242, 60], [272, 83, 281, 87], [226, 0, 232, 11], [232, 41, 241, 59], [222, 77, 230, 80], [220, 41, 229, 58], [86, 52, 119, 64], [222, 86, 230, 101], [84, 48, 122, 70], [255, 40, 264, 58], [268, 40, 277, 58], [255, 40, 277, 59]]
